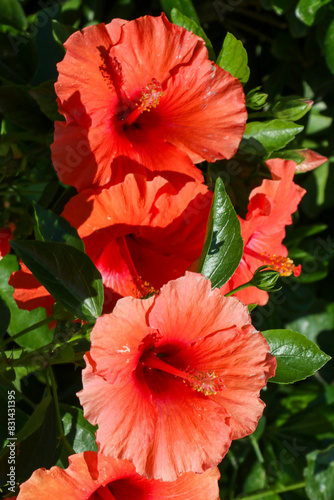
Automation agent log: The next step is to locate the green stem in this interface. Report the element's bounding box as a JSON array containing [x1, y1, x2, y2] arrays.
[[238, 481, 306, 499], [249, 434, 264, 463], [4, 315, 55, 346], [47, 366, 75, 457], [224, 281, 252, 297]]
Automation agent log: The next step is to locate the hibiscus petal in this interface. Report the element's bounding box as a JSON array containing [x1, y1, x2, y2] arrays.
[[150, 272, 251, 345]]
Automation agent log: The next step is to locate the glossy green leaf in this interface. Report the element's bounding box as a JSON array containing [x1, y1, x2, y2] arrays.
[[239, 120, 304, 156], [0, 255, 53, 349], [304, 444, 334, 499], [296, 0, 331, 26], [262, 329, 331, 383], [324, 18, 334, 75], [271, 96, 313, 121], [160, 0, 200, 23], [0, 0, 28, 31], [52, 19, 76, 48], [34, 204, 85, 253], [0, 85, 50, 133], [198, 178, 243, 289], [10, 240, 103, 322], [29, 80, 63, 122], [61, 404, 97, 453], [171, 8, 215, 60], [217, 32, 250, 84]]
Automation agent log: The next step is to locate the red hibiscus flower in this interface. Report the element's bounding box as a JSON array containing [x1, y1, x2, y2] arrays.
[[0, 224, 15, 260], [62, 174, 212, 311], [220, 159, 306, 305], [9, 174, 212, 314], [51, 14, 247, 191], [78, 272, 276, 481], [17, 451, 220, 499]]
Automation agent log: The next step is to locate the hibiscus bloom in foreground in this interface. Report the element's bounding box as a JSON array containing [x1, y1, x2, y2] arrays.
[[51, 13, 247, 191], [220, 158, 306, 305], [78, 272, 276, 481], [17, 451, 220, 499]]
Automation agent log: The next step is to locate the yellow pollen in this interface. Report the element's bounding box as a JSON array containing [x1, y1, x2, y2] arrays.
[[138, 78, 163, 112], [185, 370, 225, 396], [261, 252, 301, 277]]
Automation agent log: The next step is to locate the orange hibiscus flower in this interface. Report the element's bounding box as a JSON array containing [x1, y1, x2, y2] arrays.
[[17, 452, 220, 499], [51, 14, 247, 191], [78, 272, 276, 481], [220, 159, 306, 305], [9, 174, 212, 314]]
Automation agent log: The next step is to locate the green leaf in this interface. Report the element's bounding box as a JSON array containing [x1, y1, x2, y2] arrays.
[[217, 32, 250, 84], [33, 204, 85, 253], [239, 120, 304, 156], [52, 19, 76, 48], [160, 0, 200, 23], [0, 394, 59, 486], [304, 444, 334, 499], [0, 297, 10, 339], [10, 241, 103, 322], [271, 96, 313, 121], [0, 85, 51, 133], [324, 18, 334, 75], [198, 178, 243, 289], [0, 255, 53, 349], [29, 80, 63, 122], [262, 329, 331, 383], [170, 8, 215, 60], [0, 0, 28, 31], [296, 0, 332, 26], [268, 149, 305, 164], [0, 32, 38, 84], [61, 404, 97, 453]]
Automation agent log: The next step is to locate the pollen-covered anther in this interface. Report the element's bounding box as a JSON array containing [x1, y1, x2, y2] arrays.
[[261, 252, 301, 277], [187, 370, 225, 396], [139, 78, 163, 112]]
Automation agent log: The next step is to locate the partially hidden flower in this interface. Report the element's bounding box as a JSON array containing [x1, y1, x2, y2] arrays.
[[9, 261, 54, 316], [294, 148, 327, 173], [9, 174, 212, 314], [62, 174, 212, 311], [78, 272, 276, 481], [51, 14, 247, 191], [220, 158, 306, 305], [0, 224, 15, 259], [17, 451, 220, 499]]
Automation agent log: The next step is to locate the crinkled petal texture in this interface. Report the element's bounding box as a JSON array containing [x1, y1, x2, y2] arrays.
[[78, 272, 276, 481], [220, 159, 306, 305], [62, 174, 212, 312], [17, 451, 220, 500], [52, 14, 247, 191]]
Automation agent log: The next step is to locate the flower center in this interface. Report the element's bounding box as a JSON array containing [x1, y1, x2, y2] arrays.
[[141, 350, 225, 396], [91, 485, 117, 500], [117, 78, 163, 126], [245, 247, 301, 277]]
